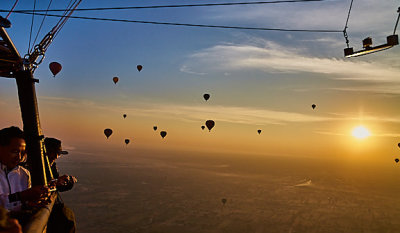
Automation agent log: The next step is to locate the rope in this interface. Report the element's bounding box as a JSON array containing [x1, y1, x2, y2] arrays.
[[13, 12, 343, 33], [394, 7, 400, 35], [31, 0, 54, 54], [28, 0, 37, 54], [2, 0, 325, 13], [5, 0, 19, 19], [343, 0, 354, 48]]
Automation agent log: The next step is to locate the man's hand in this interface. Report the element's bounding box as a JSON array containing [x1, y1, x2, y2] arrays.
[[57, 175, 77, 186]]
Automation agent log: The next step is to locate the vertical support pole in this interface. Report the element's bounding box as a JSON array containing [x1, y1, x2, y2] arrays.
[[15, 70, 47, 186]]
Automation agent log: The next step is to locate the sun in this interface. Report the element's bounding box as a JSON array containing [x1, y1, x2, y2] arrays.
[[351, 126, 371, 139]]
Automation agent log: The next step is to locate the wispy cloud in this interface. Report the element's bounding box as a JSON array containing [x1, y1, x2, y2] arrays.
[[180, 65, 207, 75], [183, 39, 400, 84], [39, 95, 400, 127], [202, 0, 395, 35]]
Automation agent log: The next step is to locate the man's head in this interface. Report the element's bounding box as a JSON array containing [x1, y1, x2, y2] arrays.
[[44, 137, 68, 164], [0, 127, 26, 170]]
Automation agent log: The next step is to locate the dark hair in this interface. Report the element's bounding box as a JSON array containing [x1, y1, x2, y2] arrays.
[[0, 126, 24, 146]]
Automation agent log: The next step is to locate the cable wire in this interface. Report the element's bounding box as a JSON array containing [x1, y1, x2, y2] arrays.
[[394, 6, 400, 35], [13, 12, 342, 33], [5, 0, 19, 19], [343, 0, 354, 48], [2, 0, 324, 13], [31, 0, 53, 53], [28, 0, 37, 54]]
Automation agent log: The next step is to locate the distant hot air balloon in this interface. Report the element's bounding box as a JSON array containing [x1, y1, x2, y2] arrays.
[[312, 104, 316, 109], [125, 139, 130, 145], [137, 65, 143, 72], [397, 143, 400, 148], [221, 198, 227, 205], [49, 62, 62, 77], [205, 120, 215, 132], [153, 126, 157, 131], [113, 77, 119, 84], [123, 114, 127, 119], [395, 158, 399, 163], [203, 94, 210, 101], [104, 128, 113, 139], [160, 131, 167, 139], [257, 129, 262, 135], [201, 126, 205, 130]]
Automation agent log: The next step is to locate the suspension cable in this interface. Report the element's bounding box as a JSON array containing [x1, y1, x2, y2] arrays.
[[31, 0, 54, 54], [5, 0, 19, 19], [2, 0, 325, 13], [28, 0, 37, 54], [394, 7, 400, 35], [343, 0, 354, 48], [14, 12, 342, 33]]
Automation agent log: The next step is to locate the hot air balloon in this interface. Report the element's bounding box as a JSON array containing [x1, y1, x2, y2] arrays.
[[257, 129, 262, 135], [201, 126, 205, 130], [312, 104, 316, 109], [49, 62, 62, 77], [137, 65, 142, 72], [123, 114, 127, 119], [125, 139, 130, 145], [205, 120, 215, 132], [221, 198, 227, 205], [397, 143, 400, 148], [104, 128, 113, 139], [160, 131, 167, 139], [395, 158, 399, 163], [203, 94, 210, 101], [153, 126, 157, 131], [113, 77, 119, 84]]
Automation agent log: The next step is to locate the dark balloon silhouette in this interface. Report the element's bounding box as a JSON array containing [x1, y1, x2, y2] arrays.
[[153, 126, 157, 131], [113, 77, 119, 84], [312, 104, 316, 109], [160, 131, 167, 139], [395, 158, 399, 163], [203, 94, 210, 101], [221, 198, 227, 205], [137, 65, 142, 72], [205, 120, 215, 132], [104, 128, 113, 139], [123, 114, 127, 119], [257, 129, 262, 134], [125, 139, 130, 145], [398, 143, 400, 148], [49, 62, 62, 77], [201, 125, 205, 130]]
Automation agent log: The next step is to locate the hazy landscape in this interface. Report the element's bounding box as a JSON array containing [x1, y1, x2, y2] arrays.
[[58, 148, 400, 233]]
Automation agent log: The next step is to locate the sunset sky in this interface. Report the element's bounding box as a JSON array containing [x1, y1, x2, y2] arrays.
[[1, 0, 400, 163]]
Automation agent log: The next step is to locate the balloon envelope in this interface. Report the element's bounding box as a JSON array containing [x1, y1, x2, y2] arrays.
[[113, 77, 119, 84], [221, 198, 227, 205], [205, 120, 215, 131], [201, 125, 205, 130], [398, 143, 400, 148], [312, 104, 316, 109], [49, 62, 62, 77], [125, 139, 130, 145], [160, 131, 167, 138], [257, 129, 262, 134], [153, 126, 157, 131], [123, 114, 127, 119], [104, 128, 113, 139], [203, 94, 210, 101], [395, 158, 399, 163], [137, 65, 142, 72]]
